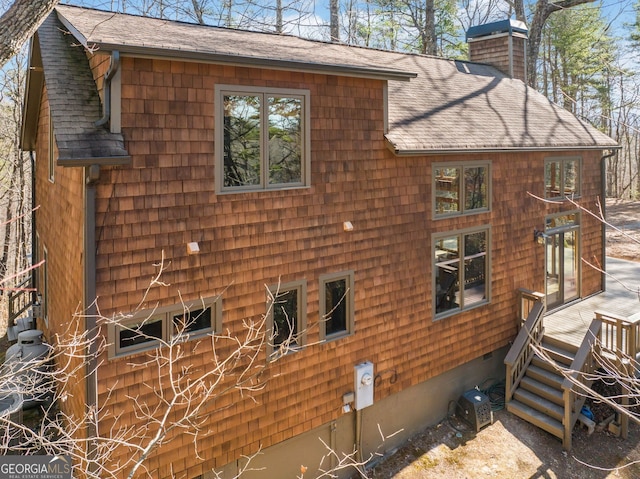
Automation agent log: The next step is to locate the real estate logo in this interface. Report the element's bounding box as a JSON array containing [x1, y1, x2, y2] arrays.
[[0, 456, 71, 479]]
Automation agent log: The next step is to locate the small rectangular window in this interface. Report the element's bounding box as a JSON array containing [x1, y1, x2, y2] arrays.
[[267, 280, 307, 357], [173, 307, 212, 336], [119, 316, 164, 349], [216, 85, 310, 193], [434, 162, 489, 217], [319, 272, 354, 340], [434, 228, 489, 318], [545, 157, 580, 198], [112, 296, 222, 357]]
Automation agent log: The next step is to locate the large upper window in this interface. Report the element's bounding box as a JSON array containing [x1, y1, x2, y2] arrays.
[[110, 297, 222, 357], [434, 162, 489, 217], [267, 280, 307, 358], [545, 157, 580, 198], [215, 85, 310, 193], [319, 271, 355, 341], [434, 228, 489, 318]]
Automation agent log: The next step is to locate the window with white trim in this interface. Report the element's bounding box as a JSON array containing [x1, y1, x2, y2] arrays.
[[110, 297, 222, 357], [267, 280, 307, 358], [434, 162, 490, 216], [215, 85, 310, 193], [434, 227, 489, 317], [545, 157, 581, 198], [319, 271, 354, 340]]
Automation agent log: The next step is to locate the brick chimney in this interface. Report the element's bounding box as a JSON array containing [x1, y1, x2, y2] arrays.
[[466, 19, 528, 82]]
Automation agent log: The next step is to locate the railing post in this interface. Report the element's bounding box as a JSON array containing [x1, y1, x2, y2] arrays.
[[563, 387, 572, 451]]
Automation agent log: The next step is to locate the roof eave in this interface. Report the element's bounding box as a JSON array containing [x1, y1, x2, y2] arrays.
[[386, 140, 621, 156], [94, 43, 418, 81], [20, 35, 44, 152]]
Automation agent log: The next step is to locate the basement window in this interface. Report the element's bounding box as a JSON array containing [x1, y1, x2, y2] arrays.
[[110, 296, 222, 357]]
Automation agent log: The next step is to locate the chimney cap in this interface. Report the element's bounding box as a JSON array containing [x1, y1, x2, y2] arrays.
[[466, 19, 528, 41]]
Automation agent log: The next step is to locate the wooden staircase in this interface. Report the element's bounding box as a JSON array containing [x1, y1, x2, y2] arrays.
[[505, 289, 601, 451], [507, 337, 578, 443]]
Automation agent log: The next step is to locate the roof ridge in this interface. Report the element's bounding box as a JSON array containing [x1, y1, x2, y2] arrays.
[[55, 3, 473, 67]]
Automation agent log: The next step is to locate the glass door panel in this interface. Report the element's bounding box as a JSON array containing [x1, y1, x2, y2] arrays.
[[545, 227, 579, 309], [545, 235, 561, 308]]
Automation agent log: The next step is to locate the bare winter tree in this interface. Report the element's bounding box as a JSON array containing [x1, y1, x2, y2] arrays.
[[0, 255, 387, 478], [0, 0, 59, 68]]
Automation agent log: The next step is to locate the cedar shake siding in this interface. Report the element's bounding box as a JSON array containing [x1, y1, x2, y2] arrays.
[[19, 6, 615, 479], [92, 58, 604, 476], [34, 87, 87, 423]]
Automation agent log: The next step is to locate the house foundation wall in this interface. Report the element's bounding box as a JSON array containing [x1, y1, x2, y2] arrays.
[[212, 347, 507, 479]]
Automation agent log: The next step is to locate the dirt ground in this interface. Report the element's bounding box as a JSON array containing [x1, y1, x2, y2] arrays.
[[606, 199, 640, 262], [369, 199, 640, 479]]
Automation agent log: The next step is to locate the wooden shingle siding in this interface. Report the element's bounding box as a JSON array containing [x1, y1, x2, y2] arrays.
[[89, 56, 605, 477], [34, 87, 86, 425]]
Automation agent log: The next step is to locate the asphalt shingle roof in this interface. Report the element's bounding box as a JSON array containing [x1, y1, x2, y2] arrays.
[[52, 4, 617, 153], [37, 12, 129, 164]]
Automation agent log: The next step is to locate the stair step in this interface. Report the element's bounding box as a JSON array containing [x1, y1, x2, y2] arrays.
[[507, 400, 564, 439], [520, 376, 563, 405], [526, 364, 564, 389], [542, 336, 579, 355], [540, 341, 576, 367], [513, 388, 564, 421], [530, 354, 571, 376]]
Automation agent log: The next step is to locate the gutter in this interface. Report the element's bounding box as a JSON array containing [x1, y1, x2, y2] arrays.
[[386, 141, 622, 156], [95, 51, 120, 128], [30, 152, 36, 304], [84, 164, 100, 472], [600, 149, 617, 292], [95, 46, 418, 82]]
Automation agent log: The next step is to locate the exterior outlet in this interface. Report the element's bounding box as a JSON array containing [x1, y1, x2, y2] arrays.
[[354, 361, 374, 410]]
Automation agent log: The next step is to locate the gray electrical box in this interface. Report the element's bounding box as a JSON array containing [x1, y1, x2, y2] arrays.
[[354, 362, 374, 410], [458, 389, 493, 432]]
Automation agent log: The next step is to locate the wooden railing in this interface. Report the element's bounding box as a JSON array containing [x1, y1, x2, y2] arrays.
[[505, 290, 546, 403], [561, 319, 602, 450], [596, 310, 640, 365], [593, 310, 640, 440], [518, 288, 546, 328], [8, 275, 34, 327]]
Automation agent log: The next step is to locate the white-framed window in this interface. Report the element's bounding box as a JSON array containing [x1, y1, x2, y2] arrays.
[[110, 296, 222, 357], [267, 280, 307, 358], [319, 271, 355, 341], [215, 85, 310, 193], [48, 111, 55, 183], [545, 157, 581, 199], [434, 227, 490, 318], [433, 161, 490, 217]]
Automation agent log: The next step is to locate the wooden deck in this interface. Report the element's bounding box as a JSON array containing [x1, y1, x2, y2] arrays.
[[545, 257, 640, 348]]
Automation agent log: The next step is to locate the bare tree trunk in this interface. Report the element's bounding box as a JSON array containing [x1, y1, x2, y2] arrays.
[[423, 0, 436, 55], [276, 0, 282, 33], [511, 0, 598, 87], [330, 0, 339, 42], [0, 0, 59, 67]]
